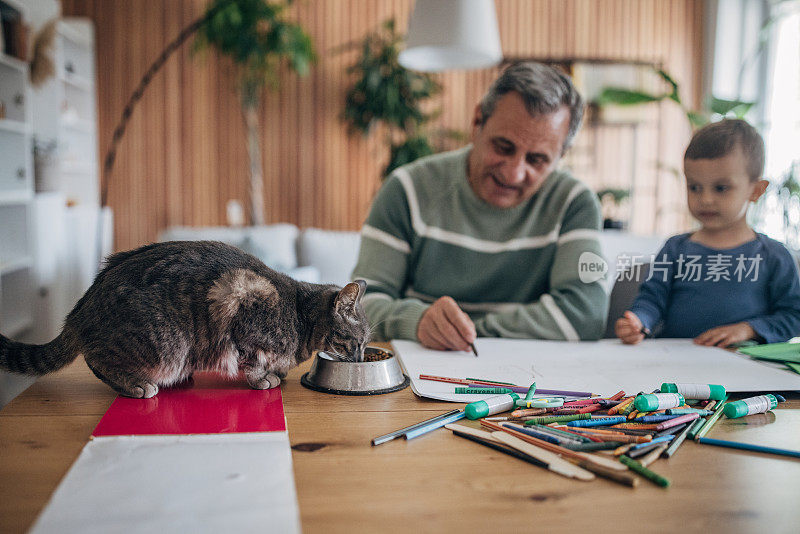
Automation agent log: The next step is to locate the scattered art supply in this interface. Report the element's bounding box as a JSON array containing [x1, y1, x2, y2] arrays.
[[410, 359, 793, 490], [661, 382, 726, 400], [723, 394, 779, 419], [634, 393, 685, 412], [465, 393, 520, 420]]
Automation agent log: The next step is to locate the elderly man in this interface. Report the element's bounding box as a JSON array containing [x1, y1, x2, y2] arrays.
[[352, 62, 608, 350]]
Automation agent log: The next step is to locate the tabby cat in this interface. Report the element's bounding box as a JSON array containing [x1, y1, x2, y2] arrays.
[[0, 241, 371, 398]]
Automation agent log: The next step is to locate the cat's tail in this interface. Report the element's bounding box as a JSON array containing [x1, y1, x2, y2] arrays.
[[0, 328, 81, 376]]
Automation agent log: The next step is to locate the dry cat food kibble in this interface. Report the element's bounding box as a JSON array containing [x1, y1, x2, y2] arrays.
[[363, 349, 392, 362]]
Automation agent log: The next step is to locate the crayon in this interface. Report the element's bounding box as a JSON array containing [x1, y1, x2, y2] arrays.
[[619, 455, 670, 488]]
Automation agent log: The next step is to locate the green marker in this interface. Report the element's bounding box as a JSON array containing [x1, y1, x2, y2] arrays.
[[524, 382, 537, 400], [464, 392, 520, 420], [723, 394, 778, 419], [661, 382, 726, 400], [634, 393, 685, 412]]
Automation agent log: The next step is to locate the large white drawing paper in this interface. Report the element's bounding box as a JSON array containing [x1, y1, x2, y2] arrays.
[[31, 432, 300, 534], [393, 338, 800, 402]]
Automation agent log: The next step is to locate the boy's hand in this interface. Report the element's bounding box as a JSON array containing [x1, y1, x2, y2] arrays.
[[694, 322, 756, 348], [417, 296, 476, 352], [615, 311, 646, 344]]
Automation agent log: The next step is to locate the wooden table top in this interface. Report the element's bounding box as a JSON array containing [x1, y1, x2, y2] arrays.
[[1, 352, 799, 534]]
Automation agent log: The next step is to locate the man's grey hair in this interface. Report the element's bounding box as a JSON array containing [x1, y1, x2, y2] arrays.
[[478, 62, 585, 153]]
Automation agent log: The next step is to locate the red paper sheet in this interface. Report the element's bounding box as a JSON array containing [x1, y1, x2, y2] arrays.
[[92, 373, 286, 436]]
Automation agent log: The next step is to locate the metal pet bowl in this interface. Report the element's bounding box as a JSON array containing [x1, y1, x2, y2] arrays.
[[300, 347, 410, 395]]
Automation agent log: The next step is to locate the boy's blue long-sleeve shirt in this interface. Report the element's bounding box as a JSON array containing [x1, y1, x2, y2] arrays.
[[630, 232, 800, 343]]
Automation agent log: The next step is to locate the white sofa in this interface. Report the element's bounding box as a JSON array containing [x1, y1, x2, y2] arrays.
[[158, 225, 664, 337], [159, 225, 363, 287]]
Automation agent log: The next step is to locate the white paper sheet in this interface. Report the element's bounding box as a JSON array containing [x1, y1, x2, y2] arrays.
[[393, 338, 800, 402], [31, 433, 300, 534]]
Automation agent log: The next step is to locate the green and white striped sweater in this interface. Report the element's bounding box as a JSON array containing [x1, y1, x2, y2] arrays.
[[352, 146, 609, 342]]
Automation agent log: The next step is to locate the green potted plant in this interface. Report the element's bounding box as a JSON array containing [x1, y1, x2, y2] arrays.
[[342, 19, 442, 177], [194, 0, 316, 224], [595, 67, 755, 129]]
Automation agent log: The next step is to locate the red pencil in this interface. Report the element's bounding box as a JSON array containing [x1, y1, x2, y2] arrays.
[[418, 374, 470, 385]]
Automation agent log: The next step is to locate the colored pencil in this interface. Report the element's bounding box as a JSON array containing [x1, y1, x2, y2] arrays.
[[696, 437, 800, 459], [371, 409, 462, 445], [468, 384, 593, 397], [419, 374, 594, 397], [482, 421, 627, 472], [486, 423, 636, 485], [491, 432, 596, 480], [418, 374, 470, 385], [639, 443, 669, 467], [627, 442, 666, 459], [661, 418, 696, 458], [690, 399, 728, 440], [404, 411, 465, 440], [450, 430, 550, 470], [465, 377, 516, 385]]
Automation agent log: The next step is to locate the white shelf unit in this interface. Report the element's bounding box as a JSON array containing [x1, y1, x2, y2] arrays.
[[0, 40, 35, 339], [55, 18, 98, 208], [25, 16, 111, 344]]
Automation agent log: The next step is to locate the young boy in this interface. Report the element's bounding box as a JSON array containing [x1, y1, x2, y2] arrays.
[[615, 119, 800, 347]]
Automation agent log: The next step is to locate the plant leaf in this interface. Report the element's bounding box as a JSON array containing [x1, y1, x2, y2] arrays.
[[596, 88, 663, 106], [709, 96, 754, 118]]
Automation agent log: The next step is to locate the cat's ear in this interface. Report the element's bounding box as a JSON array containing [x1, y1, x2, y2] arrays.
[[334, 280, 367, 312]]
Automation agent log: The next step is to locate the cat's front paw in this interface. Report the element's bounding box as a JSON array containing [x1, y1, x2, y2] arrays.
[[125, 382, 159, 398], [247, 373, 281, 390]]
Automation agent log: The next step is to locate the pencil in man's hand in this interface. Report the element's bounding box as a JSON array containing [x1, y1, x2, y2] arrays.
[[470, 343, 478, 357]]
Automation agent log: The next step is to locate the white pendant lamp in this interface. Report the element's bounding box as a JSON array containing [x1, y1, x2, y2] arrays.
[[399, 0, 503, 72]]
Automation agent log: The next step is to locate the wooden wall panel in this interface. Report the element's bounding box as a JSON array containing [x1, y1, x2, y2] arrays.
[[60, 0, 704, 251]]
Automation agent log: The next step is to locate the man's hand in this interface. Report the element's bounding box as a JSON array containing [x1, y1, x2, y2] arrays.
[[694, 322, 755, 348], [615, 311, 646, 345], [417, 296, 476, 351]]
